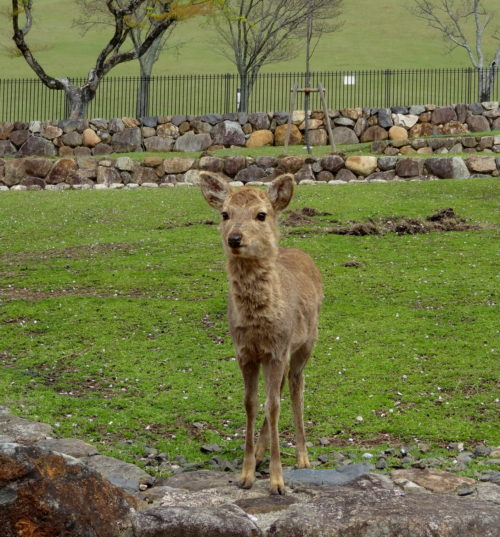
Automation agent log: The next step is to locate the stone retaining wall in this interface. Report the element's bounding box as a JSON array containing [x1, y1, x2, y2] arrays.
[[0, 102, 499, 159], [1, 149, 499, 191]]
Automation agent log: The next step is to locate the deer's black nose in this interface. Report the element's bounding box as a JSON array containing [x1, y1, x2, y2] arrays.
[[228, 234, 242, 248]]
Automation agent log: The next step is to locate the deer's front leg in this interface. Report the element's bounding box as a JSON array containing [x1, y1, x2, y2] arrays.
[[264, 358, 287, 495], [239, 360, 260, 490]]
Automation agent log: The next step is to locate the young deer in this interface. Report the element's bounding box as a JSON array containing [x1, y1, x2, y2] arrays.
[[200, 172, 323, 495]]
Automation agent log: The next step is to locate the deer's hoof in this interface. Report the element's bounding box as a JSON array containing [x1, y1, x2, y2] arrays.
[[238, 476, 255, 490], [269, 481, 286, 496]]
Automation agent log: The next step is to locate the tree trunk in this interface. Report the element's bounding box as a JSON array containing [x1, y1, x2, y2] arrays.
[[478, 66, 497, 102], [135, 48, 157, 118], [64, 83, 96, 120], [237, 72, 256, 113]]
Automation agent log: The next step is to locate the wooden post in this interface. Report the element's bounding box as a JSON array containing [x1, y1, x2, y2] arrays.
[[285, 83, 335, 154], [284, 82, 298, 154], [318, 83, 336, 153]]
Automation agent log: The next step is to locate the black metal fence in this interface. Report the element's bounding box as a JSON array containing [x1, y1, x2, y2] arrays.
[[1, 67, 498, 122]]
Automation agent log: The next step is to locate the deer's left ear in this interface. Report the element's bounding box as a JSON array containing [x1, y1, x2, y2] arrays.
[[268, 174, 294, 213], [200, 172, 231, 210]]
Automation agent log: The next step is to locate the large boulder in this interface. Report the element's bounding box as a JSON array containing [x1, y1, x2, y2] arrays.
[[395, 158, 424, 178], [360, 125, 388, 142], [425, 157, 470, 179], [467, 114, 491, 132], [163, 157, 195, 174], [0, 140, 17, 158], [18, 136, 57, 157], [276, 156, 304, 174], [82, 128, 101, 147], [0, 443, 135, 537], [3, 160, 27, 187], [320, 154, 344, 173], [111, 127, 142, 152], [174, 131, 211, 153], [46, 158, 78, 184], [132, 505, 262, 537], [246, 129, 274, 148], [23, 157, 52, 178], [377, 108, 393, 128], [331, 126, 359, 146], [212, 121, 246, 146], [224, 155, 247, 177], [466, 155, 498, 174], [431, 106, 457, 124], [274, 124, 302, 146], [248, 112, 270, 130], [345, 156, 377, 176], [268, 477, 500, 537], [143, 136, 174, 152]]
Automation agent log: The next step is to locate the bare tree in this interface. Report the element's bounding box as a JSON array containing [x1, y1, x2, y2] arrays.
[[410, 0, 500, 101], [11, 0, 199, 119], [73, 1, 209, 117], [212, 0, 343, 113]]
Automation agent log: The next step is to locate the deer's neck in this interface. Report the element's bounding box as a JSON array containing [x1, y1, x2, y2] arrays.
[[227, 256, 282, 319]]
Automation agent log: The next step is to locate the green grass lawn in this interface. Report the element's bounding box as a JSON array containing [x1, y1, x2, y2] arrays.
[[0, 178, 498, 475], [1, 0, 499, 79]]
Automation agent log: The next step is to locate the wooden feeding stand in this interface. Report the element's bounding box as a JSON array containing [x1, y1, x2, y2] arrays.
[[284, 82, 336, 154]]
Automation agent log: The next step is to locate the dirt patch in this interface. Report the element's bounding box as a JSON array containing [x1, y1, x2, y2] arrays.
[[282, 207, 335, 227], [285, 208, 481, 236]]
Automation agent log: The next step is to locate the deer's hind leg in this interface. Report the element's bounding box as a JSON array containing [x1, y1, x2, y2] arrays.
[[289, 343, 313, 469]]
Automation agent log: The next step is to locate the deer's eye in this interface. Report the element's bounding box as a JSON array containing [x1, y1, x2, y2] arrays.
[[256, 212, 266, 221], [221, 211, 229, 221]]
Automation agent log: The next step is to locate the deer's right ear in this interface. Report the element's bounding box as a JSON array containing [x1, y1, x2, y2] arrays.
[[200, 172, 231, 210]]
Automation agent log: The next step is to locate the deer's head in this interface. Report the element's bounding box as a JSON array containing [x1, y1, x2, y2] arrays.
[[200, 172, 294, 260]]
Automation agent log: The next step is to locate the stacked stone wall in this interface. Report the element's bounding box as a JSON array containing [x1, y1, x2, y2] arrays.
[[1, 140, 499, 191], [0, 102, 499, 159]]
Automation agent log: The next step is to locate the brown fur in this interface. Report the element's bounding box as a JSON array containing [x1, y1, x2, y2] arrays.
[[200, 172, 323, 495]]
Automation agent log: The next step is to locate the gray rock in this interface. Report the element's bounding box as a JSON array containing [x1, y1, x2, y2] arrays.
[[140, 116, 158, 128], [409, 105, 426, 115], [283, 464, 370, 487], [18, 136, 57, 157], [377, 108, 393, 128], [170, 115, 188, 126], [269, 480, 500, 537], [391, 106, 409, 114], [174, 131, 211, 153], [235, 165, 267, 183], [320, 154, 344, 172], [111, 127, 142, 152], [201, 113, 223, 125], [336, 168, 357, 182], [0, 407, 53, 443], [431, 106, 457, 125], [334, 117, 356, 127], [468, 102, 484, 115], [83, 454, 153, 492], [143, 136, 174, 152], [331, 126, 359, 146], [467, 114, 491, 132], [378, 155, 398, 170], [395, 158, 423, 178], [132, 504, 262, 537], [108, 117, 125, 133], [212, 121, 246, 146], [248, 113, 270, 130], [0, 140, 17, 157], [425, 157, 470, 179], [35, 438, 99, 458]]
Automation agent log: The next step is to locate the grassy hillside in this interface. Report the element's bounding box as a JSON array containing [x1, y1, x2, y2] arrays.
[[1, 0, 499, 79]]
